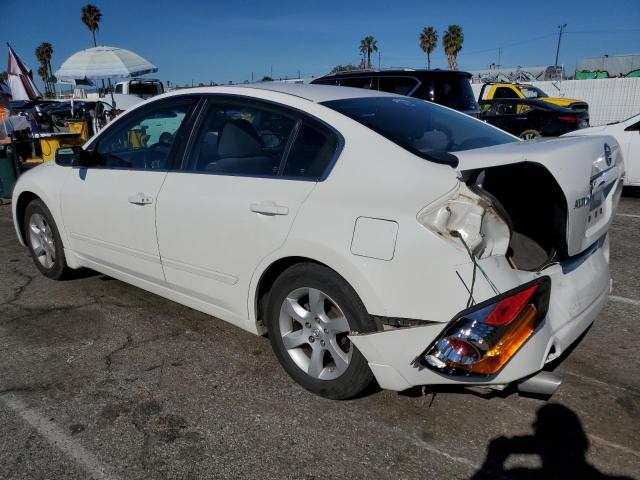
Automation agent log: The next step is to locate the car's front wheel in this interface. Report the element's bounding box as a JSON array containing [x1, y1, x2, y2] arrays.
[[23, 199, 70, 280], [266, 263, 378, 399]]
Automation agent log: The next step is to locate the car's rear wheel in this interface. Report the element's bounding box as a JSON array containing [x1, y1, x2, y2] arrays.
[[266, 263, 378, 399], [520, 129, 541, 140], [24, 199, 70, 280]]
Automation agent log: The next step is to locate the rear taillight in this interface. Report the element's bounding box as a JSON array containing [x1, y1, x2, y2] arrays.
[[558, 115, 578, 123], [413, 277, 550, 376]]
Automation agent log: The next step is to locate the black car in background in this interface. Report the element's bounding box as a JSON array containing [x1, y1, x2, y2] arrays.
[[478, 98, 590, 139], [311, 69, 481, 116]]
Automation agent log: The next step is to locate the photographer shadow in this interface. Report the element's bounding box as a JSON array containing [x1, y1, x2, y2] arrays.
[[471, 403, 635, 480]]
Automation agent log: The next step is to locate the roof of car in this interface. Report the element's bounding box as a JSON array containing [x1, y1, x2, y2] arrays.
[[314, 69, 472, 80], [166, 83, 399, 103]]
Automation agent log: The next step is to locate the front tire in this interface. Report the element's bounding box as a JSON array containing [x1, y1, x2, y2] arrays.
[[23, 199, 70, 280], [266, 263, 378, 399]]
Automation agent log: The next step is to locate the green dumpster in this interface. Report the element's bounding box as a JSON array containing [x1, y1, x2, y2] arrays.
[[0, 144, 19, 201]]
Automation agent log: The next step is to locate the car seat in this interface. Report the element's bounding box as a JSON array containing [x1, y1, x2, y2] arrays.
[[206, 119, 275, 175]]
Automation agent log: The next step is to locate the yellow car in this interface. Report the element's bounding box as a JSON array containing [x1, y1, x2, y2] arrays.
[[479, 83, 588, 112]]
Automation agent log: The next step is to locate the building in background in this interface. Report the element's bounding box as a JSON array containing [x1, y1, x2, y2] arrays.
[[469, 66, 565, 84], [575, 54, 640, 79]]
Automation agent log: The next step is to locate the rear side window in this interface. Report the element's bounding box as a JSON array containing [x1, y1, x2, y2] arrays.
[[339, 77, 373, 89], [283, 122, 338, 179], [377, 77, 418, 95], [186, 100, 296, 177], [313, 78, 340, 86]]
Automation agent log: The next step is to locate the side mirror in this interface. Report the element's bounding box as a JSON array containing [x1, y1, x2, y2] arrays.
[[55, 146, 91, 167]]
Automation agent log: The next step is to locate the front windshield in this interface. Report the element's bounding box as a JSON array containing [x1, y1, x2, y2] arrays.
[[520, 86, 548, 99], [322, 96, 515, 161]]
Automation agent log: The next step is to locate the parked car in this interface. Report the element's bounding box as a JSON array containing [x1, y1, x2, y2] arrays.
[[12, 84, 623, 399], [479, 82, 589, 112], [311, 69, 481, 116], [113, 78, 165, 99], [564, 113, 639, 186], [479, 98, 590, 139]]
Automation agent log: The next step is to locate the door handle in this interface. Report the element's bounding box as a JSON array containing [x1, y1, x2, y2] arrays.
[[250, 202, 289, 216], [128, 192, 154, 205]]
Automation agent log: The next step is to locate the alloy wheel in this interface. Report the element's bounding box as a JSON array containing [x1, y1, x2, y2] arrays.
[[279, 287, 352, 381], [28, 213, 56, 269]]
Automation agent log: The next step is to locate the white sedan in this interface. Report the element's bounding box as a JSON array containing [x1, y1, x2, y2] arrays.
[[11, 84, 624, 399], [565, 112, 640, 186]]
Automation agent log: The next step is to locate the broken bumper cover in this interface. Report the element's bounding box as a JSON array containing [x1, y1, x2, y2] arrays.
[[349, 242, 611, 392]]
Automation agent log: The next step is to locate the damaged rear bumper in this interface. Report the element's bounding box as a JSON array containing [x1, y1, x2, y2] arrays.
[[349, 242, 611, 392]]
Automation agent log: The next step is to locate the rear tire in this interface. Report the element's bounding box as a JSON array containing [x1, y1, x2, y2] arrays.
[[23, 199, 70, 280], [266, 263, 378, 399], [520, 129, 541, 140]]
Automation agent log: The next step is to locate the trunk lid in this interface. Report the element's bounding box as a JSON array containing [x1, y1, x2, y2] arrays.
[[455, 135, 624, 257]]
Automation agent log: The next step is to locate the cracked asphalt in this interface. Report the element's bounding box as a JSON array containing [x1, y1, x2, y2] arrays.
[[1, 192, 639, 480]]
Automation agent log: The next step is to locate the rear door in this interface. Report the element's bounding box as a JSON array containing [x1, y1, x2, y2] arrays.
[[155, 96, 340, 324]]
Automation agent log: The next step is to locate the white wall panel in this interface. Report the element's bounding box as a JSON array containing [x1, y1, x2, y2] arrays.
[[471, 78, 640, 126]]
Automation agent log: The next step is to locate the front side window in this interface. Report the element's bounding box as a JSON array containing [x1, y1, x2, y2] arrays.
[[93, 98, 194, 170], [322, 96, 515, 160], [187, 100, 296, 176]]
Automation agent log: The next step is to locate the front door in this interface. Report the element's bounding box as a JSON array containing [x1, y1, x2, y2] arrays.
[[155, 96, 339, 325], [60, 97, 195, 283]]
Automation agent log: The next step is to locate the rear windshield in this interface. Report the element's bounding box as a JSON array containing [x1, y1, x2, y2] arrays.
[[431, 76, 477, 110], [322, 96, 515, 161], [129, 82, 161, 96]]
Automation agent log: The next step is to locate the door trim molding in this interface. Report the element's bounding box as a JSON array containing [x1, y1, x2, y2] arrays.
[[161, 256, 239, 285]]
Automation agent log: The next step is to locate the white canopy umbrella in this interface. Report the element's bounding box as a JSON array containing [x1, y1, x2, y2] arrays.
[[54, 46, 157, 106]]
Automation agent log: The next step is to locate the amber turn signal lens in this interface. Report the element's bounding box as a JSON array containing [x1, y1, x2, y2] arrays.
[[458, 304, 537, 375], [415, 277, 550, 377]]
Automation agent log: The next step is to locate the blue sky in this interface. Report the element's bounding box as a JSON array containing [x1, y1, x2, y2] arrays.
[[2, 0, 639, 87]]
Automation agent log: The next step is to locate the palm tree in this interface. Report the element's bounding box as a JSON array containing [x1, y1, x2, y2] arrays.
[[442, 25, 464, 70], [37, 65, 50, 95], [419, 27, 438, 70], [35, 42, 55, 95], [81, 4, 103, 47], [359, 36, 378, 69]]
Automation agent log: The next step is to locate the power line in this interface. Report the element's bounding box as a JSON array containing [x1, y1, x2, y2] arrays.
[[565, 28, 640, 34], [464, 33, 557, 56]]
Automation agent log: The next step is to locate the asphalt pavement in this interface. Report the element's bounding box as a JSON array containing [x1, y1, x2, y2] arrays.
[[0, 192, 639, 480]]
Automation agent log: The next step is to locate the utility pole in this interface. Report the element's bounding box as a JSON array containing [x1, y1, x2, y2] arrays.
[[554, 24, 567, 67], [378, 50, 381, 70]]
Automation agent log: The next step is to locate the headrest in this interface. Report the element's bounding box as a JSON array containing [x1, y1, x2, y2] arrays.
[[217, 119, 262, 158]]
